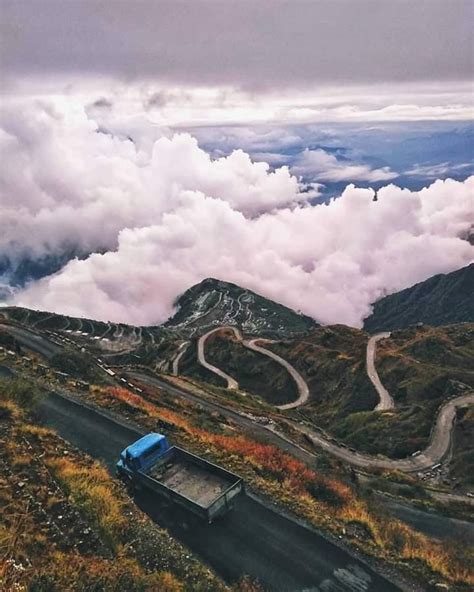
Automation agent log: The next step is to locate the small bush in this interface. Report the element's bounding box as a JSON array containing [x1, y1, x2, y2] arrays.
[[308, 477, 349, 508], [50, 350, 98, 380], [0, 377, 44, 410]]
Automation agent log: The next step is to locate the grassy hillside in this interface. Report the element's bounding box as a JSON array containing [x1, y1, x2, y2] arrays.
[[72, 381, 474, 588], [1, 355, 473, 587], [450, 407, 474, 488], [200, 330, 297, 405], [270, 324, 473, 458], [200, 324, 474, 459], [364, 263, 474, 332], [270, 324, 377, 420], [178, 325, 376, 414]]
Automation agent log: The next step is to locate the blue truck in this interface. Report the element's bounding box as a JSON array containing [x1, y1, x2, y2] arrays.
[[117, 433, 244, 522]]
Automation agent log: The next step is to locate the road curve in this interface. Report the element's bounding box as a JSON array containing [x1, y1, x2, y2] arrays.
[[198, 326, 309, 409], [128, 370, 474, 473], [243, 336, 310, 410], [366, 332, 394, 411], [197, 329, 239, 389], [35, 391, 399, 592], [0, 323, 62, 358], [299, 392, 474, 472]]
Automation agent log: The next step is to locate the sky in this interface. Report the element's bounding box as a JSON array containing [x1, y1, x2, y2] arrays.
[[0, 0, 473, 326]]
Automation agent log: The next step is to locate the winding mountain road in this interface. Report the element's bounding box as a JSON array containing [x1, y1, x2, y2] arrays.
[[200, 327, 395, 412], [296, 392, 474, 472], [367, 332, 394, 411], [197, 326, 309, 409], [172, 341, 190, 376], [244, 336, 310, 410], [2, 322, 474, 476]]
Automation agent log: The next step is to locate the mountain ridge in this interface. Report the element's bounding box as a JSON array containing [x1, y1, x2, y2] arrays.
[[164, 277, 318, 337], [364, 263, 474, 332]]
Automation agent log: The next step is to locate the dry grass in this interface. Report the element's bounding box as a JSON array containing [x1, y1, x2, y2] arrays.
[[47, 457, 127, 551], [0, 399, 21, 422], [0, 396, 226, 592], [101, 385, 349, 504], [378, 520, 474, 585]]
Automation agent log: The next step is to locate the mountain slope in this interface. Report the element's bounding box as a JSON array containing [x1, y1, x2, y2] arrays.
[[364, 264, 474, 332], [165, 277, 317, 337], [178, 321, 474, 460]]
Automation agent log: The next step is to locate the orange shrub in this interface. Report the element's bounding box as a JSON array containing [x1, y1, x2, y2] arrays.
[[209, 434, 315, 491], [105, 386, 158, 415]]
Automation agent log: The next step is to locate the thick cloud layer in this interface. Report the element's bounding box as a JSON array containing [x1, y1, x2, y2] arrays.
[[3, 100, 472, 327], [3, 1, 472, 136], [3, 1, 472, 89], [0, 100, 307, 265]]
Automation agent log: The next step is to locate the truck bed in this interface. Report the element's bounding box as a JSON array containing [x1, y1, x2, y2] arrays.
[[148, 457, 233, 507]]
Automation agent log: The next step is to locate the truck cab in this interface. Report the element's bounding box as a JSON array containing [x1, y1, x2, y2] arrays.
[[117, 433, 170, 479]]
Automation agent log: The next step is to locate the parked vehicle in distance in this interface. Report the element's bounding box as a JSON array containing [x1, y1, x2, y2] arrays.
[[117, 433, 244, 522]]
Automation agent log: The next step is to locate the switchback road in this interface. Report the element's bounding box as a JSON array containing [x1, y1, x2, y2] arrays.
[[197, 329, 239, 389], [172, 341, 190, 376], [243, 335, 310, 409], [3, 322, 474, 474], [197, 326, 309, 409]]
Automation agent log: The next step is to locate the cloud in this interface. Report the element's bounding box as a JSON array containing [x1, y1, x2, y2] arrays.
[[3, 100, 473, 328], [405, 162, 472, 178], [89, 97, 113, 110], [12, 176, 473, 327], [2, 2, 472, 131], [0, 99, 308, 271], [290, 149, 398, 183]]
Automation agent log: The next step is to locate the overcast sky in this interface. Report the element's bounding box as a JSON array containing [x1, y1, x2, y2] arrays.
[[2, 0, 473, 88]]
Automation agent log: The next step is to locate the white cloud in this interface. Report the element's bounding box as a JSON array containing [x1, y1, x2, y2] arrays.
[[291, 149, 398, 182], [2, 99, 473, 328], [405, 162, 472, 178], [0, 99, 307, 266]]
